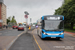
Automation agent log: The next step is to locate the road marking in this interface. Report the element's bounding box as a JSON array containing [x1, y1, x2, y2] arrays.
[[4, 49, 6, 50], [32, 29, 42, 50], [72, 35, 75, 37], [12, 41, 13, 43], [33, 35, 42, 50], [18, 31, 25, 37]]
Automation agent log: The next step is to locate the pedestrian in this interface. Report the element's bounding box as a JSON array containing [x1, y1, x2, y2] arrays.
[[36, 25, 38, 29], [6, 25, 8, 29]]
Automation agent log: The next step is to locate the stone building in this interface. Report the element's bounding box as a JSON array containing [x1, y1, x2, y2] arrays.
[[0, 0, 7, 28], [1, 3, 7, 25]]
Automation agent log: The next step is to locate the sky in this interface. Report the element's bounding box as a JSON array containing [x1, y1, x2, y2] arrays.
[[4, 0, 63, 24]]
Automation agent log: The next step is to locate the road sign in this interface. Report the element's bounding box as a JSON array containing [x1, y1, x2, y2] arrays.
[[25, 15, 28, 19]]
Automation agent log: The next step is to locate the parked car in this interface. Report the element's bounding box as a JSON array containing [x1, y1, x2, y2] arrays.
[[18, 26, 24, 31], [12, 25, 18, 29]]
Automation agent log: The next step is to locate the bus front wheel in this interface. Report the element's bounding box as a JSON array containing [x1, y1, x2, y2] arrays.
[[37, 30, 39, 36]]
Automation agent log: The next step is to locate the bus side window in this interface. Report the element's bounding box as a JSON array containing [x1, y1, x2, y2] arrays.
[[41, 20, 44, 29]]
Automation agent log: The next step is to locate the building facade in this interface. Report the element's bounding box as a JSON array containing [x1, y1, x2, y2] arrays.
[[1, 3, 7, 25], [0, 0, 7, 29]]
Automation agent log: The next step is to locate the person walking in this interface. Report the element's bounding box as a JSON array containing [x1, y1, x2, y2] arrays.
[[6, 25, 8, 29]]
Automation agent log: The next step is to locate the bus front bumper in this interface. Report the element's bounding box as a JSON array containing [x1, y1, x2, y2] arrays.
[[41, 33, 64, 38]]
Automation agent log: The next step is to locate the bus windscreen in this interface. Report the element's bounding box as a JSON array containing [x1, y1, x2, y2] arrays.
[[44, 20, 64, 31]]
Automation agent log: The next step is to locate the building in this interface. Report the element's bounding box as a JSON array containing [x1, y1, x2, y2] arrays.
[[0, 0, 7, 29]]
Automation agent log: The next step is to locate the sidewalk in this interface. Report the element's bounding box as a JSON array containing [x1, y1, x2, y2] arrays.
[[0, 28, 12, 31], [0, 28, 24, 50], [64, 31, 75, 35], [0, 28, 6, 31], [9, 33, 38, 50], [0, 29, 16, 50]]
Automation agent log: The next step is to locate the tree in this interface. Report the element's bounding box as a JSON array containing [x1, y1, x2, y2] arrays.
[[7, 19, 10, 24], [63, 0, 75, 29], [10, 16, 17, 25], [7, 16, 17, 26], [7, 17, 11, 24], [54, 0, 75, 29], [54, 7, 62, 15]]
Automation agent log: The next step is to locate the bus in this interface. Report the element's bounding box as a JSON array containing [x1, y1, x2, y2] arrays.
[[37, 15, 64, 40]]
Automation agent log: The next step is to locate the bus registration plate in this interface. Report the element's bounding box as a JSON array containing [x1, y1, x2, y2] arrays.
[[51, 37, 56, 38]]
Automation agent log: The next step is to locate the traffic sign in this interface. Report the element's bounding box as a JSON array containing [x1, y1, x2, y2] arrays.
[[25, 15, 28, 19]]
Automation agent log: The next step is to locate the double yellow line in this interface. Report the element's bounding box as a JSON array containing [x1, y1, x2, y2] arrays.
[[32, 30, 42, 50]]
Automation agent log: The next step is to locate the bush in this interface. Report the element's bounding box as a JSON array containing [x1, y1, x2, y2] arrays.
[[64, 24, 70, 28]]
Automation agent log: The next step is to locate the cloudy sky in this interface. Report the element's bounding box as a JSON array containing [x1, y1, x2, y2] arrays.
[[4, 0, 63, 24]]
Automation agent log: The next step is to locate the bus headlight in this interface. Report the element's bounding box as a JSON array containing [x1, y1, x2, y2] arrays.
[[59, 32, 64, 35], [43, 32, 47, 35], [44, 32, 46, 34]]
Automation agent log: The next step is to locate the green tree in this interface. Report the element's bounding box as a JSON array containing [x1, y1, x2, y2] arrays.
[[54, 0, 75, 29], [7, 19, 10, 24], [10, 16, 17, 25], [7, 17, 11, 24], [63, 0, 75, 29], [54, 7, 62, 15]]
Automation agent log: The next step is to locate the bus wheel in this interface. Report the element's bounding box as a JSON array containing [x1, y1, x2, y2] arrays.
[[41, 38, 44, 40]]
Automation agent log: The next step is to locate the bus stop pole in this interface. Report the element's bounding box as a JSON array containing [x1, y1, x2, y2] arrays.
[[26, 18, 28, 33], [24, 11, 29, 33]]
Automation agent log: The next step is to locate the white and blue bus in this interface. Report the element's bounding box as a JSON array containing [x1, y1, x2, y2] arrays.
[[37, 15, 64, 40]]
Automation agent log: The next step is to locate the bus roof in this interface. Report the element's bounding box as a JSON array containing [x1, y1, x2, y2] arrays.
[[42, 15, 64, 17], [41, 15, 64, 20]]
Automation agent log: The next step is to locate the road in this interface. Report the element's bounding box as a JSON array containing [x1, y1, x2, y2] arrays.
[[31, 29, 75, 50], [0, 28, 24, 50], [0, 27, 75, 50]]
